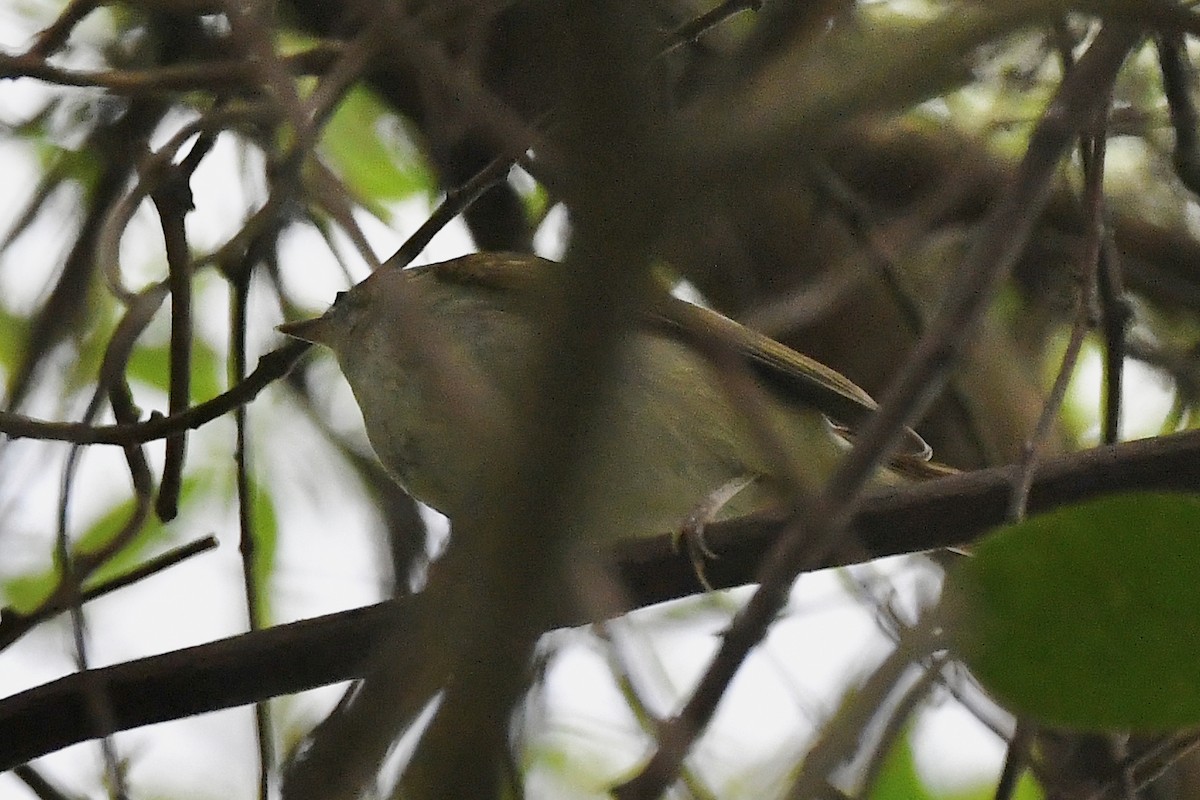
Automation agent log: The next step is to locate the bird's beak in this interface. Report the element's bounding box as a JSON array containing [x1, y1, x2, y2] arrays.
[[277, 315, 334, 345]]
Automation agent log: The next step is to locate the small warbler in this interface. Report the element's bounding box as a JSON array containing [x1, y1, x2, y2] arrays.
[[279, 252, 940, 549]]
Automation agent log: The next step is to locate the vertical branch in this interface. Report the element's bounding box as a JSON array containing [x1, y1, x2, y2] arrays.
[[1097, 241, 1129, 445], [1007, 127, 1108, 522], [45, 281, 172, 798], [403, 0, 669, 792], [1083, 122, 1126, 450], [1157, 32, 1200, 197], [152, 131, 216, 522], [55, 467, 127, 798], [152, 173, 195, 522], [232, 268, 275, 800], [56, 451, 128, 799]]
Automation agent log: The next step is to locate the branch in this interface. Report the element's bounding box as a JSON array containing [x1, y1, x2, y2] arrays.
[[0, 341, 309, 445], [0, 46, 347, 94], [3, 427, 1199, 771]]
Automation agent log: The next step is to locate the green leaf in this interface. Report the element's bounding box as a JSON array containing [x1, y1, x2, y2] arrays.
[[3, 570, 59, 616], [0, 305, 30, 373], [946, 492, 1200, 730], [869, 727, 1044, 800], [870, 733, 935, 800], [320, 87, 434, 213], [2, 485, 184, 614], [125, 334, 224, 401], [248, 477, 278, 625]]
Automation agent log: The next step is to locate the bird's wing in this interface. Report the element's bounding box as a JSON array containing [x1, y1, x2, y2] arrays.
[[647, 291, 934, 463]]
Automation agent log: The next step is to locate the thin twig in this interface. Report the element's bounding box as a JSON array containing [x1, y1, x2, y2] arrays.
[[0, 47, 343, 94], [784, 623, 941, 800], [13, 763, 83, 800], [0, 341, 310, 445], [806, 159, 996, 464], [1008, 116, 1109, 521], [1097, 238, 1130, 444], [57, 444, 128, 799], [992, 722, 1034, 800], [232, 270, 274, 800], [388, 152, 520, 269], [95, 105, 274, 301], [854, 654, 945, 799], [152, 158, 198, 522], [1157, 31, 1200, 197], [0, 536, 219, 651], [26, 0, 99, 58]]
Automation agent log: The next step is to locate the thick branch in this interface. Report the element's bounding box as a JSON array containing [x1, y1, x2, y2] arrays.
[[3, 427, 1199, 771]]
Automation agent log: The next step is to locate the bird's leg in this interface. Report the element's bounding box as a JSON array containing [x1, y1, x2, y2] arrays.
[[675, 474, 759, 590]]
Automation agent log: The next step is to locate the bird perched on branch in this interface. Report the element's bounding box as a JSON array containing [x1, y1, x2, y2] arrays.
[[279, 251, 946, 566]]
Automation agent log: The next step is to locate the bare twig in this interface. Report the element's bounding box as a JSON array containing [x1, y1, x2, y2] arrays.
[[235, 275, 275, 800], [0, 46, 345, 94], [1008, 126, 1108, 521], [0, 341, 310, 445], [389, 151, 522, 269], [0, 536, 219, 651], [1157, 31, 1200, 197], [27, 0, 99, 58], [152, 155, 199, 522]]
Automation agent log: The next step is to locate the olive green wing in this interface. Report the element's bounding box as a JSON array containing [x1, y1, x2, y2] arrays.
[[419, 252, 552, 292], [648, 291, 934, 463], [421, 251, 939, 468]]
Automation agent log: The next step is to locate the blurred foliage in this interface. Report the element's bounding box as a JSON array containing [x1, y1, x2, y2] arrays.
[[319, 85, 436, 217], [870, 730, 1045, 800]]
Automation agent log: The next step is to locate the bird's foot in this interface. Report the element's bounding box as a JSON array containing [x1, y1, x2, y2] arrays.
[[674, 475, 758, 591]]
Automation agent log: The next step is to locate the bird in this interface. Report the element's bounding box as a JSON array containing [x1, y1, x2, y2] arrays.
[[278, 251, 942, 555]]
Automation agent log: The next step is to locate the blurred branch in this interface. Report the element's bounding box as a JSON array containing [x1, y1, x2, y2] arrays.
[[4, 98, 167, 409], [1157, 31, 1200, 197], [13, 763, 83, 800], [1008, 125, 1108, 522], [26, 0, 100, 58], [0, 45, 346, 94], [282, 3, 671, 797]]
